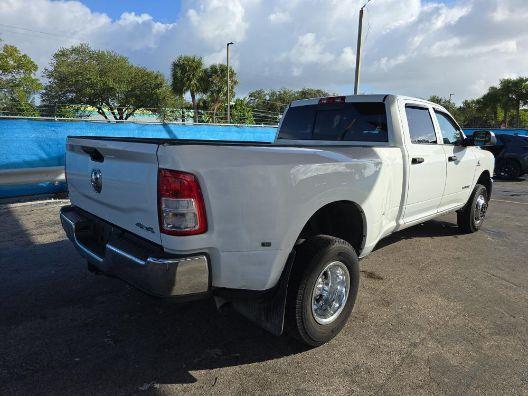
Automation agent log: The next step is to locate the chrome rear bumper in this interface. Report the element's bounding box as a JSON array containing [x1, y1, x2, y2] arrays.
[[60, 205, 210, 298]]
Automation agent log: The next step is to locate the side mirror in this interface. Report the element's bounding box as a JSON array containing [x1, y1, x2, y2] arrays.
[[471, 130, 497, 146]]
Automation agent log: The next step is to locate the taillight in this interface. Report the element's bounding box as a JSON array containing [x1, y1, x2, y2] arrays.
[[158, 169, 207, 236], [318, 96, 346, 105]]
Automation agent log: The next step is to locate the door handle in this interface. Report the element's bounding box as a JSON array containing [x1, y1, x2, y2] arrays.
[[411, 157, 424, 164], [448, 155, 457, 162]]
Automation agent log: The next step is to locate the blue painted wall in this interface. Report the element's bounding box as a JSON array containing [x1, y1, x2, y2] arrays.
[[0, 118, 277, 198]]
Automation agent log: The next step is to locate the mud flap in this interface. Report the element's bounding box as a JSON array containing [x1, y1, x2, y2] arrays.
[[231, 251, 296, 336]]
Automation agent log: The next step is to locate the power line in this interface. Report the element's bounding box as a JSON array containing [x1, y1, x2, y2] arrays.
[[0, 28, 75, 44], [0, 23, 72, 39]]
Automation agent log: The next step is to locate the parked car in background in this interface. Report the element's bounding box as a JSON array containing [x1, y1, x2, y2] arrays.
[[482, 134, 528, 179]]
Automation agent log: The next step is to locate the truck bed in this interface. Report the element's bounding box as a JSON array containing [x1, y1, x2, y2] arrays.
[[66, 134, 404, 290], [69, 135, 274, 146]]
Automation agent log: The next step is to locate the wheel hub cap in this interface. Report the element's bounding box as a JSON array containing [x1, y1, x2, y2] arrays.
[[474, 194, 487, 225], [311, 261, 350, 325]]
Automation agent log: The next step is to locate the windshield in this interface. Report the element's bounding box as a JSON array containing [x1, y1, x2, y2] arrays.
[[278, 102, 388, 142]]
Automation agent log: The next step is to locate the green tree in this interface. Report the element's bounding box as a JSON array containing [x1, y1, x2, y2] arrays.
[[500, 77, 528, 128], [202, 63, 238, 123], [247, 87, 332, 114], [171, 55, 206, 122], [42, 43, 173, 120], [496, 78, 521, 128], [231, 98, 254, 124], [480, 86, 502, 127], [427, 95, 459, 119], [156, 85, 185, 122], [0, 42, 42, 116], [456, 99, 487, 127]]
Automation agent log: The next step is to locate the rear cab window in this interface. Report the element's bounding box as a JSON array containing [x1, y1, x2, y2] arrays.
[[278, 100, 388, 142], [405, 106, 437, 144]]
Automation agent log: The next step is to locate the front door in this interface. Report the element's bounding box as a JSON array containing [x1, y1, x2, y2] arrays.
[[402, 104, 447, 223], [434, 110, 477, 210]]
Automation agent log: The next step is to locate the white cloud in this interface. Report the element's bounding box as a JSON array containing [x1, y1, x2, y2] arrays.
[[492, 0, 528, 22], [0, 0, 527, 102], [186, 0, 249, 45], [290, 33, 334, 64], [268, 11, 290, 24], [337, 47, 356, 69], [429, 38, 518, 58]]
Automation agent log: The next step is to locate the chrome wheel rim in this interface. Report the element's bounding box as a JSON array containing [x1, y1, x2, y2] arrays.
[[474, 194, 487, 226], [311, 261, 350, 325]]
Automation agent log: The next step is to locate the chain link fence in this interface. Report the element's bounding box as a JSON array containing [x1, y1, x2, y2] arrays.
[[0, 103, 282, 126]]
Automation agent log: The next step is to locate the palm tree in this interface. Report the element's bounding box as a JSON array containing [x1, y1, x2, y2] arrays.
[[507, 77, 528, 128], [202, 64, 238, 123], [498, 78, 520, 128], [171, 55, 206, 122], [480, 86, 501, 127]]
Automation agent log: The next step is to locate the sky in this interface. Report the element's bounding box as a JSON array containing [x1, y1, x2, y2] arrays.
[[0, 0, 527, 103], [79, 0, 182, 23]]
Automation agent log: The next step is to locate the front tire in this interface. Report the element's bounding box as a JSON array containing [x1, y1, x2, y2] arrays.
[[496, 159, 521, 179], [287, 235, 359, 347], [457, 183, 489, 233]]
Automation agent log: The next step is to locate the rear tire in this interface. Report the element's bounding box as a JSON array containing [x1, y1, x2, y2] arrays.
[[457, 183, 488, 233], [496, 159, 521, 179], [286, 235, 359, 347]]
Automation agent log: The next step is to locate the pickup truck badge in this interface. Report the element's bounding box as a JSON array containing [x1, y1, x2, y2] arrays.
[[135, 222, 155, 233], [90, 169, 102, 193]]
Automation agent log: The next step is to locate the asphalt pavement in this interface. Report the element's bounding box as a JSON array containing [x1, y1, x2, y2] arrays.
[[1, 178, 527, 395]]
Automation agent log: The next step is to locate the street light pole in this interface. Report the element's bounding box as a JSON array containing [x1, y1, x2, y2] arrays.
[[449, 93, 454, 104], [354, 1, 372, 95], [226, 42, 234, 123], [353, 7, 364, 95]]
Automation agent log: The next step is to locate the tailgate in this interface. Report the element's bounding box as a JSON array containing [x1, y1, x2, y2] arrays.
[[66, 137, 161, 244]]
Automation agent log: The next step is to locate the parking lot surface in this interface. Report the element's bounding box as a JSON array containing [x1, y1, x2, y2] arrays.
[[1, 178, 527, 395]]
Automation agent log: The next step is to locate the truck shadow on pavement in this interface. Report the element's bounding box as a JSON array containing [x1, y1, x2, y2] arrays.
[[0, 210, 464, 394], [493, 176, 526, 183], [374, 219, 461, 252], [1, 235, 307, 394]]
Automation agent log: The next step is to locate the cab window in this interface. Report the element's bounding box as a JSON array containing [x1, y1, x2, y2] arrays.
[[278, 102, 388, 142], [435, 111, 462, 145], [405, 106, 437, 144]]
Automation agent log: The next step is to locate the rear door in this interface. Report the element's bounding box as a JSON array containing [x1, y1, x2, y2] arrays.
[[66, 137, 161, 243], [434, 110, 477, 210], [402, 104, 446, 223]]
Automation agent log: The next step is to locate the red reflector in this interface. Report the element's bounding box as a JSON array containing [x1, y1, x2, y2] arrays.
[[158, 169, 207, 236], [318, 96, 346, 105]]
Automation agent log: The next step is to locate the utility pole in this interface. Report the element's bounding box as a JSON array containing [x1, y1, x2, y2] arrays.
[[353, 7, 364, 95], [226, 42, 234, 124], [354, 1, 372, 95], [449, 93, 454, 103]]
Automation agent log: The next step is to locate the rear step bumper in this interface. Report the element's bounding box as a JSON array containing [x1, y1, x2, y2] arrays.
[[60, 205, 210, 298]]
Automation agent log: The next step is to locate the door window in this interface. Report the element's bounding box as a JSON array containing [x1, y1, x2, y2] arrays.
[[435, 111, 462, 145], [405, 106, 437, 144]]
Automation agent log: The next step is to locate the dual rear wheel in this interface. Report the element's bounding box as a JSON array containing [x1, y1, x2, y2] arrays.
[[286, 235, 359, 347]]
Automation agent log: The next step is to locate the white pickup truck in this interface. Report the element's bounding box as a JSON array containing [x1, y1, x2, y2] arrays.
[[60, 94, 495, 346]]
